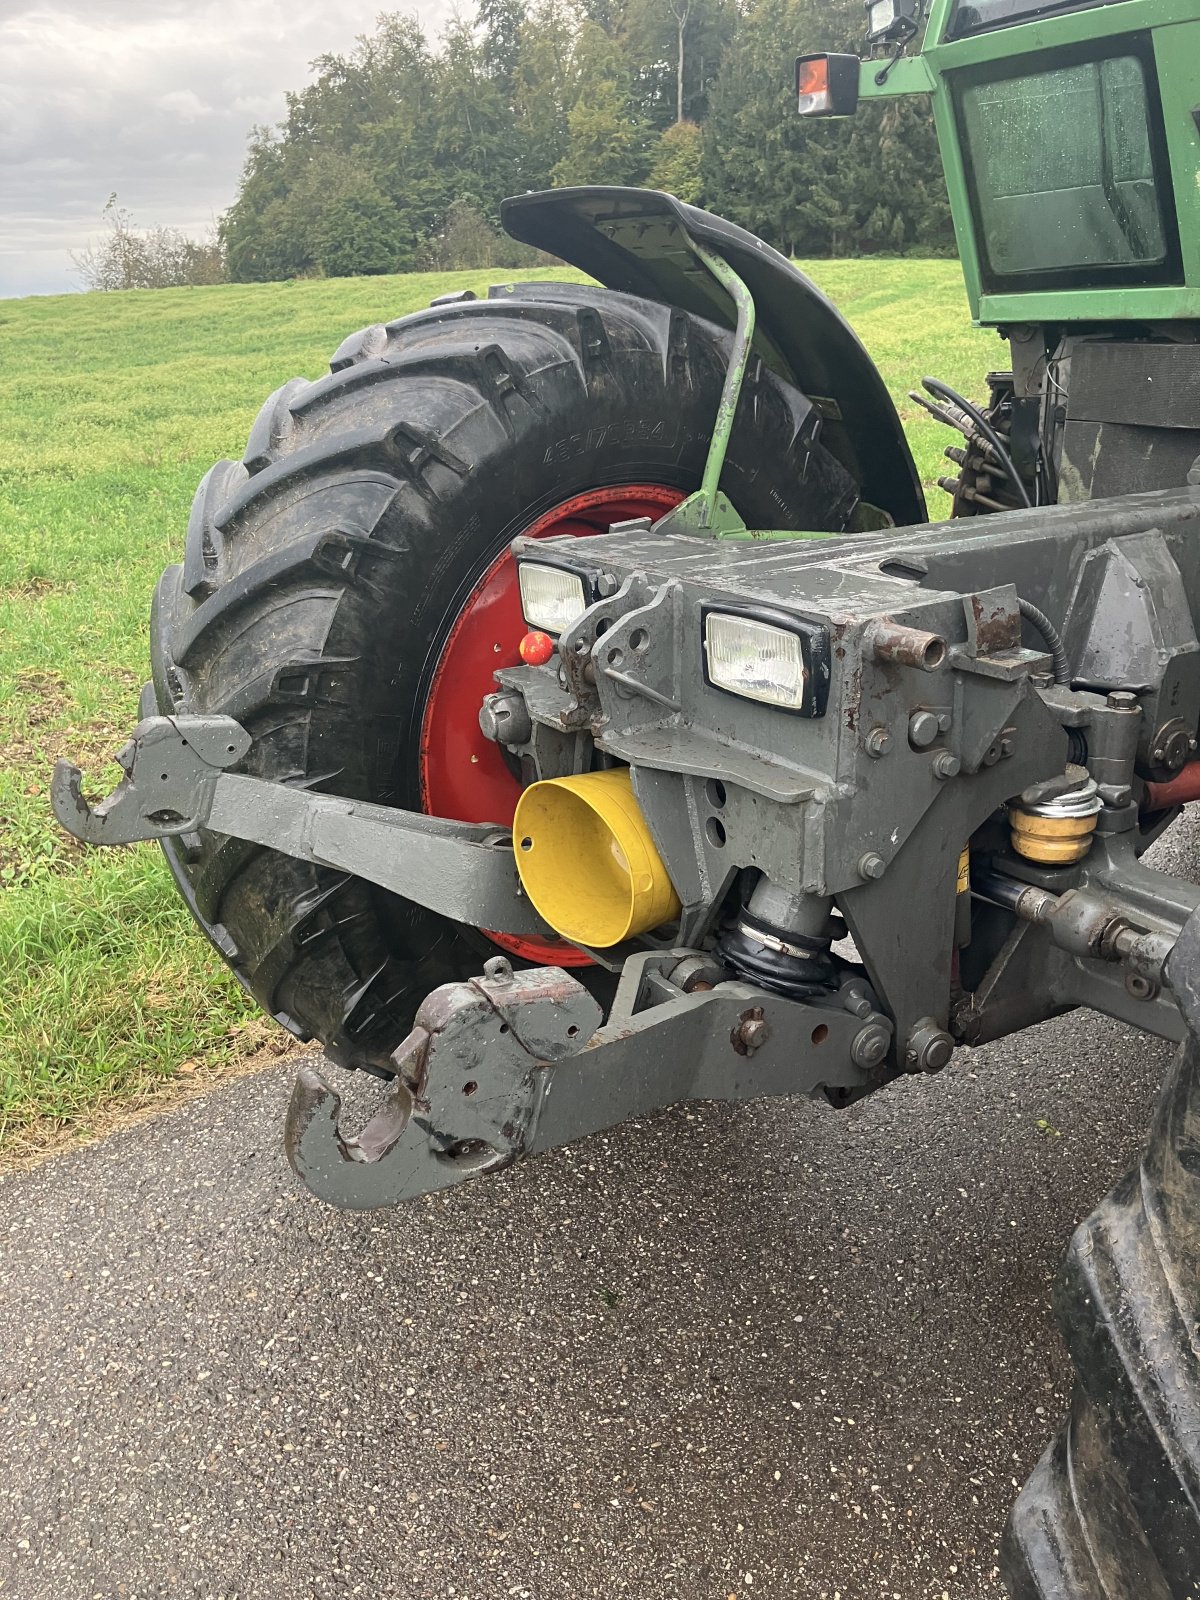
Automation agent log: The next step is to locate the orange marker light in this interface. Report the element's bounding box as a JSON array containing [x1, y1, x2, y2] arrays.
[[795, 53, 860, 119], [519, 629, 555, 666], [796, 56, 831, 111]]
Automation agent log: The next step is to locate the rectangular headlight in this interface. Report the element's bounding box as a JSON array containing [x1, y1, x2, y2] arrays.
[[704, 612, 810, 711], [518, 562, 587, 635]]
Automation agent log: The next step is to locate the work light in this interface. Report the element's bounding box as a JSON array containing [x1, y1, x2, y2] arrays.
[[703, 612, 810, 711], [517, 562, 588, 636], [865, 0, 920, 43]]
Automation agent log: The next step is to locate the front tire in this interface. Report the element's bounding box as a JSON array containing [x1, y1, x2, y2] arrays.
[[150, 281, 861, 1074]]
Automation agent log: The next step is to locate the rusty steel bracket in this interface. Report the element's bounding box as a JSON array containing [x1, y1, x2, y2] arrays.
[[51, 713, 554, 937], [283, 950, 893, 1211]]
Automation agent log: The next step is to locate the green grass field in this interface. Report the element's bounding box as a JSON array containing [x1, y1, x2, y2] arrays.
[[0, 257, 1000, 1154]]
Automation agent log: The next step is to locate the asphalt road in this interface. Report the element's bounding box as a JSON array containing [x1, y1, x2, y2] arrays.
[[2, 833, 1193, 1600]]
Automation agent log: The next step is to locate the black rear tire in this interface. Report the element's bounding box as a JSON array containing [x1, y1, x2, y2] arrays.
[[150, 281, 860, 1074]]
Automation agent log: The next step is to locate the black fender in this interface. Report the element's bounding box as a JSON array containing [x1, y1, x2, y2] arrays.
[[501, 186, 926, 528]]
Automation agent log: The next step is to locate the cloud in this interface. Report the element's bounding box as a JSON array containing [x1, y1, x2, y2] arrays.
[[0, 1, 454, 297]]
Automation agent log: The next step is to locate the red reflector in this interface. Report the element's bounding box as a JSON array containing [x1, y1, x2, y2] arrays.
[[519, 630, 555, 666]]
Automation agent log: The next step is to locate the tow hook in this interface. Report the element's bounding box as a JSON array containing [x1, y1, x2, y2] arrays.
[[283, 958, 602, 1211]]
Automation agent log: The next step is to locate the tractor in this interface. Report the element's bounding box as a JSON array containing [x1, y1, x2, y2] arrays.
[[54, 0, 1200, 1591]]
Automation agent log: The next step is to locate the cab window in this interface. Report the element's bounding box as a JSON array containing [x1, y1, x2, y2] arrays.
[[949, 0, 1124, 40], [954, 44, 1180, 289]]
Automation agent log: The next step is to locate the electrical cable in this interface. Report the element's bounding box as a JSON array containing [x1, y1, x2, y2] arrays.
[[922, 375, 1034, 509], [1017, 596, 1071, 685]]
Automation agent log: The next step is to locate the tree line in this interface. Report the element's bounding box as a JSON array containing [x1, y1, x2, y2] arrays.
[[223, 0, 953, 279], [78, 0, 955, 290]]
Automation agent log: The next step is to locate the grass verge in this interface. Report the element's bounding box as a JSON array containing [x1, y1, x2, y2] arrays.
[[0, 256, 998, 1159]]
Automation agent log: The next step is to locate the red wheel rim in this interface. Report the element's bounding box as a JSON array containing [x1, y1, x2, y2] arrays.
[[419, 485, 684, 965]]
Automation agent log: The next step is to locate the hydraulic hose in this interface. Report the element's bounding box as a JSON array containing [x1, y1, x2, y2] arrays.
[[921, 376, 1034, 509], [1017, 597, 1071, 686]]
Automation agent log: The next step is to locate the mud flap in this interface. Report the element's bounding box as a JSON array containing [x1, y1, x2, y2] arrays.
[[1001, 911, 1200, 1597]]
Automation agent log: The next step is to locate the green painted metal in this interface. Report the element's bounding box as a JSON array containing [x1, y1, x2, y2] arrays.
[[652, 241, 762, 538], [858, 0, 1200, 326], [650, 244, 842, 543]]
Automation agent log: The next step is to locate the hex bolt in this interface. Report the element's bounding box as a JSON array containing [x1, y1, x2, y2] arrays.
[[865, 726, 891, 758], [596, 572, 620, 597], [1125, 971, 1158, 1002], [1106, 691, 1139, 711], [931, 751, 961, 779], [858, 852, 887, 881], [908, 709, 940, 749], [850, 1022, 890, 1070]]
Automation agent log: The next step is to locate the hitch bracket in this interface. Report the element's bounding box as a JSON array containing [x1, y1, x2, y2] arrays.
[[51, 714, 553, 938]]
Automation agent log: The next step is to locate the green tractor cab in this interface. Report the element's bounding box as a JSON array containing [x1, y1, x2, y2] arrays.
[[802, 0, 1200, 508], [803, 0, 1200, 325]]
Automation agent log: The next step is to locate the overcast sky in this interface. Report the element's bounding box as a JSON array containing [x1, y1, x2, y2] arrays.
[[0, 2, 453, 299]]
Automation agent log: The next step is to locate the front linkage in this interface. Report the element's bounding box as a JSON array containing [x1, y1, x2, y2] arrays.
[[52, 236, 1200, 1213], [53, 479, 1200, 1209]]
